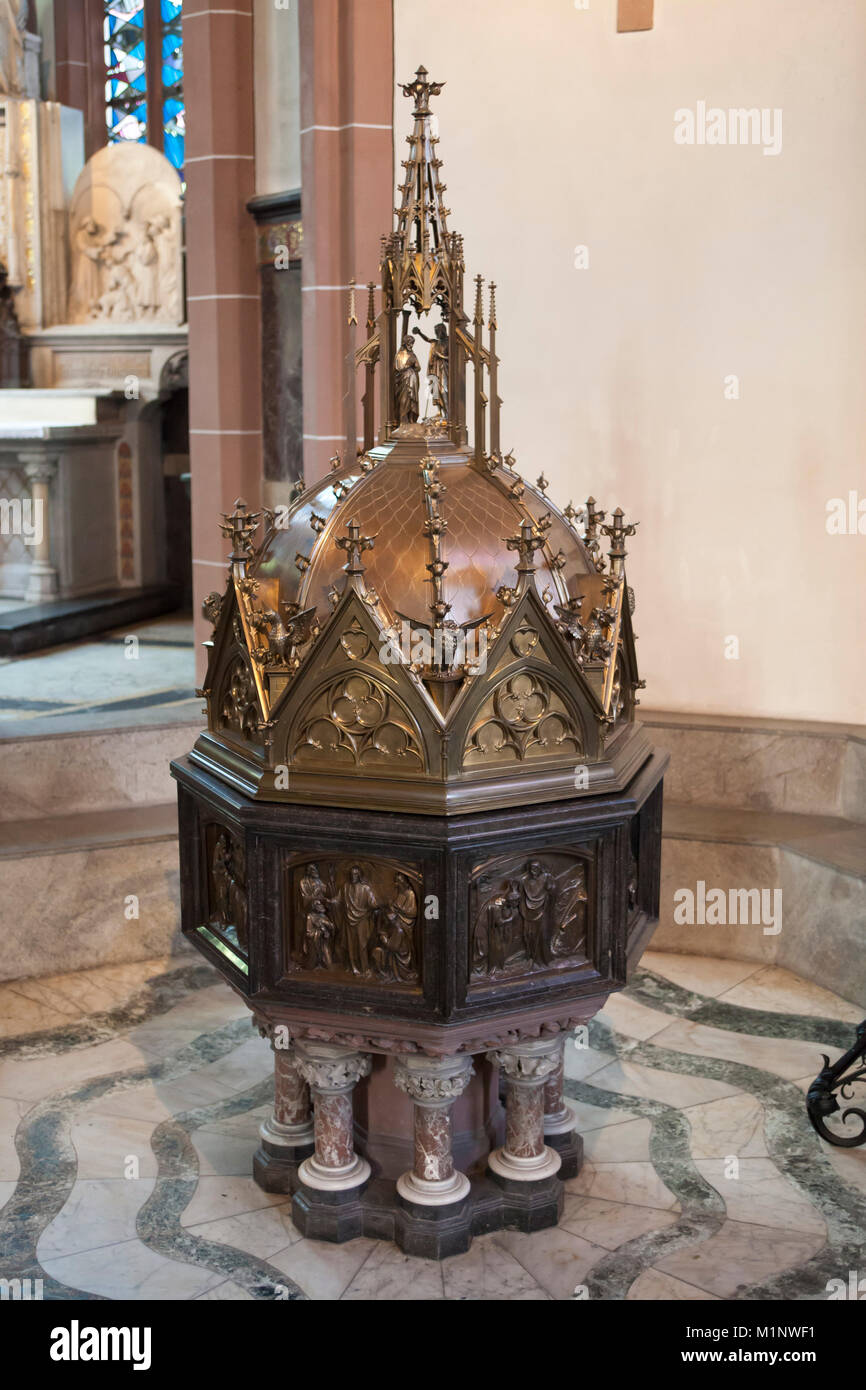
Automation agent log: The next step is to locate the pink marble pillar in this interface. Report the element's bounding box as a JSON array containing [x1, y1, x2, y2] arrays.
[[394, 1054, 474, 1206], [543, 1036, 577, 1138], [259, 1044, 314, 1153], [295, 1042, 372, 1191], [487, 1039, 562, 1182]]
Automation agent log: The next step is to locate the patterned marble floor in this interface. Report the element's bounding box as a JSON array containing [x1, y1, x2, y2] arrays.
[[0, 951, 863, 1301], [0, 616, 197, 730]]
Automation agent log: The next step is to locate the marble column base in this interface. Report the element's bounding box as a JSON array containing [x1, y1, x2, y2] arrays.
[[488, 1143, 561, 1183], [297, 1151, 371, 1193], [292, 1171, 564, 1256], [396, 1167, 471, 1208]]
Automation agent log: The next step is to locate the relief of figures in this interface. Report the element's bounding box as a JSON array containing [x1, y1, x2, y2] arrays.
[[208, 828, 248, 955], [67, 144, 183, 325], [292, 859, 420, 984], [471, 852, 589, 980]]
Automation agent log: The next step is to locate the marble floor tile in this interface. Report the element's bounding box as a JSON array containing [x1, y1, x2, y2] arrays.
[[641, 951, 761, 998], [599, 993, 674, 1041], [341, 1243, 446, 1300], [183, 1202, 302, 1259], [581, 1057, 742, 1109], [563, 1044, 615, 1082], [718, 964, 865, 1022], [581, 1116, 653, 1162], [492, 1225, 607, 1301], [441, 1235, 552, 1300], [42, 1237, 225, 1301], [822, 1143, 866, 1198], [564, 1096, 639, 1131], [648, 1018, 838, 1081], [561, 1195, 679, 1251], [0, 1178, 17, 1215], [195, 1279, 255, 1301], [38, 1177, 156, 1259], [0, 958, 171, 1037], [626, 1268, 720, 1300], [654, 1219, 826, 1299], [693, 1158, 827, 1237], [70, 1111, 161, 1180], [0, 1038, 148, 1103], [566, 1160, 680, 1212], [268, 1236, 378, 1301], [190, 1127, 264, 1178], [682, 1093, 769, 1159], [0, 1096, 24, 1181], [180, 1176, 288, 1228]]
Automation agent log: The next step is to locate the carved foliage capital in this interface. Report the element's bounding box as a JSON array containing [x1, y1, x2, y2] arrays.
[[295, 1047, 372, 1093], [487, 1039, 562, 1085], [393, 1054, 474, 1105]]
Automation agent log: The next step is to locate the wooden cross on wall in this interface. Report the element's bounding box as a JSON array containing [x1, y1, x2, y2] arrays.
[[618, 0, 653, 31]]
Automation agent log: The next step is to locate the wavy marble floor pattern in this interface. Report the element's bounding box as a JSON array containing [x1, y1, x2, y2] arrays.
[[0, 950, 863, 1301]]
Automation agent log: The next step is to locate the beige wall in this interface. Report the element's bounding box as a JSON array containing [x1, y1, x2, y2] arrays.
[[394, 0, 866, 724]]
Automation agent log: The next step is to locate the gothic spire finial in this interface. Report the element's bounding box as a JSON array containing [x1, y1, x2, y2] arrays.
[[400, 64, 445, 116]]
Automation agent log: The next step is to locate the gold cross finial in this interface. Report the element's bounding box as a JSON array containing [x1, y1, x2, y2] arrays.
[[400, 65, 445, 116], [219, 498, 261, 562]]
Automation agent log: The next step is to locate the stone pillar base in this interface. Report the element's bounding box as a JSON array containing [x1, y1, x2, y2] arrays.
[[298, 1152, 371, 1193], [252, 1128, 315, 1194], [485, 1168, 565, 1233], [488, 1143, 561, 1183], [396, 1167, 471, 1208], [546, 1127, 584, 1181]]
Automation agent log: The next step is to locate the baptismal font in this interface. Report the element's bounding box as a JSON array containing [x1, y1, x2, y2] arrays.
[[173, 67, 668, 1257]]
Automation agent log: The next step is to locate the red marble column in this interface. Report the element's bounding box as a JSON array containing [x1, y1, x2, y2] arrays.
[[259, 1045, 314, 1153], [487, 1039, 562, 1182], [543, 1036, 577, 1137], [393, 1054, 474, 1206], [295, 1042, 372, 1191]]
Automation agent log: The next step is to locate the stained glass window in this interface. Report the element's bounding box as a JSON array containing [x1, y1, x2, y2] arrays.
[[161, 2, 184, 172], [104, 0, 184, 176], [105, 0, 147, 144]]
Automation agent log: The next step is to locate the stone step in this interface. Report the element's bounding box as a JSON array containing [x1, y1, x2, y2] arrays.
[[658, 801, 866, 1008], [0, 803, 187, 983], [644, 710, 866, 823], [0, 719, 200, 823]]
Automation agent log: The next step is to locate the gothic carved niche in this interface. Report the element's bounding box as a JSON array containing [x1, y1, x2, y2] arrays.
[[470, 850, 591, 982], [463, 671, 583, 767], [286, 856, 422, 986], [219, 655, 260, 740], [205, 825, 248, 957], [291, 674, 424, 770]]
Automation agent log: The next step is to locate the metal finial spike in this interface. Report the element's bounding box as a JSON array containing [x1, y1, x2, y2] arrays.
[[488, 281, 498, 330]]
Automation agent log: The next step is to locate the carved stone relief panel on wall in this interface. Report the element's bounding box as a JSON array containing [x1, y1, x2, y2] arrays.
[[469, 849, 591, 984], [285, 855, 422, 986], [204, 824, 248, 961], [67, 143, 183, 325]]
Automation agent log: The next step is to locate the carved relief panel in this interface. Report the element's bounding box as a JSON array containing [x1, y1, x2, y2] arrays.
[[284, 854, 423, 987], [203, 824, 249, 966], [462, 670, 583, 768], [468, 848, 592, 986]]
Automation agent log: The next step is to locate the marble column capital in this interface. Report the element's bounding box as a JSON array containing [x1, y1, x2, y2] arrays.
[[394, 1053, 474, 1107], [295, 1041, 372, 1094], [486, 1036, 562, 1085], [20, 453, 59, 484]]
